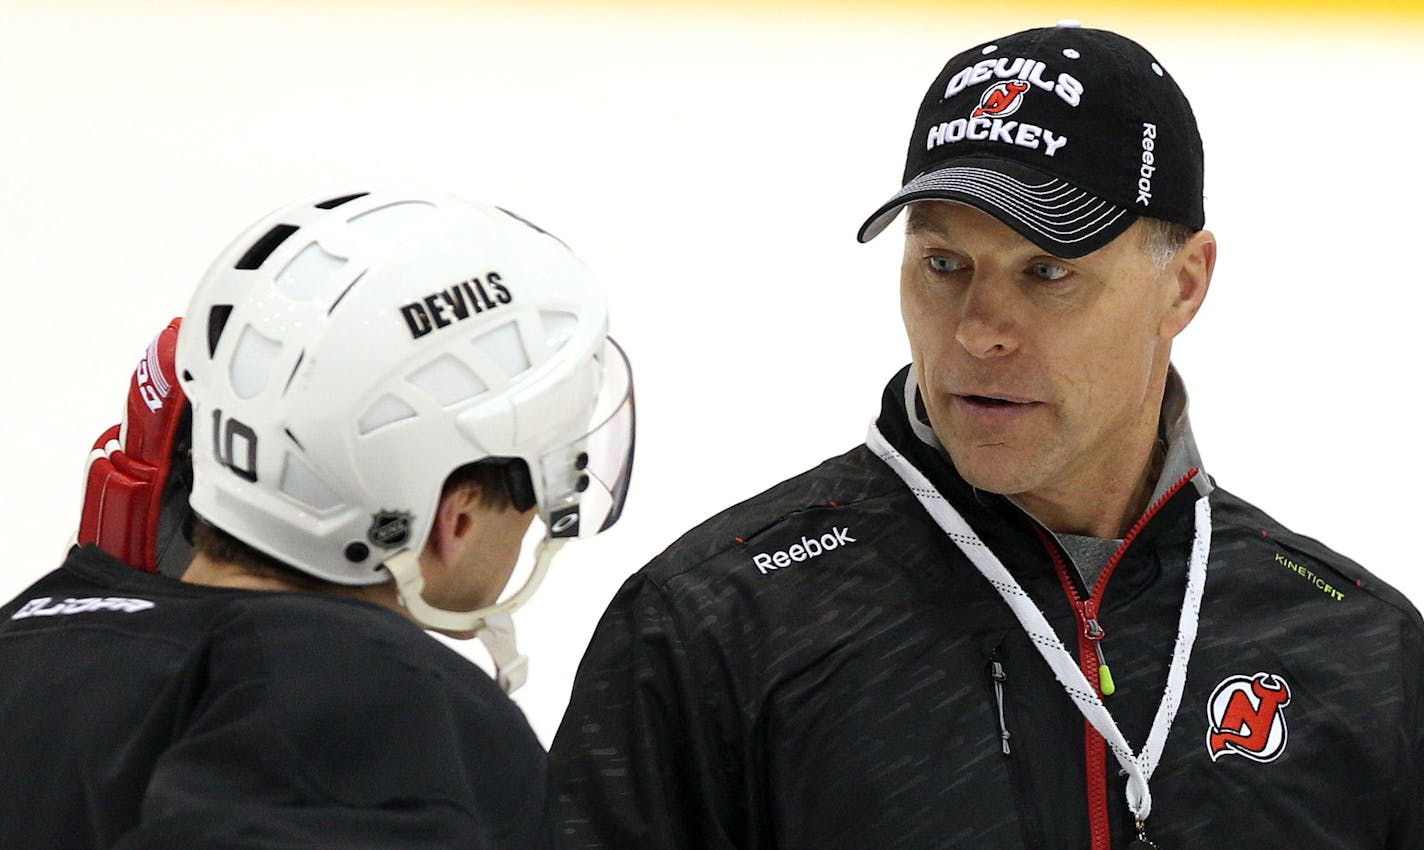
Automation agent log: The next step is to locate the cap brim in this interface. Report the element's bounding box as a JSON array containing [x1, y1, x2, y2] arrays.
[[856, 158, 1136, 259]]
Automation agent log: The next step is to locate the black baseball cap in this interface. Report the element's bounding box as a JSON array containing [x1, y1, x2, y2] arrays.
[[857, 22, 1204, 258]]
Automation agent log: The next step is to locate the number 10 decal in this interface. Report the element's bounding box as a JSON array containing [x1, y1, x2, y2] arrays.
[[212, 409, 259, 482]]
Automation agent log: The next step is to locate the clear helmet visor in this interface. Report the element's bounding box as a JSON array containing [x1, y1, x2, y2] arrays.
[[537, 337, 634, 539]]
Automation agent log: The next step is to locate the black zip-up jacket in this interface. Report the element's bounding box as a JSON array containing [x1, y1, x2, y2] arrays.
[[551, 367, 1424, 849], [0, 545, 556, 850]]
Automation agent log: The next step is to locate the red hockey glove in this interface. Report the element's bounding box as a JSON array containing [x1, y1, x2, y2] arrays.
[[77, 318, 194, 575]]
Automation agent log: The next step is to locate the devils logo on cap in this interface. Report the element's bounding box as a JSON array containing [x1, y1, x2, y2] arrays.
[[972, 81, 1032, 119]]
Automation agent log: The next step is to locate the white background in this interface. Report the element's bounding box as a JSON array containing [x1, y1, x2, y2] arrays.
[[2, 1, 1420, 745]]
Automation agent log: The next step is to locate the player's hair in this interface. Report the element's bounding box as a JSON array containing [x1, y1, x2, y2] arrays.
[[444, 458, 533, 513], [191, 459, 530, 585], [191, 520, 336, 590]]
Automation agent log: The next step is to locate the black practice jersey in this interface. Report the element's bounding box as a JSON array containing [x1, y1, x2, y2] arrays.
[[0, 545, 554, 850], [551, 367, 1424, 849]]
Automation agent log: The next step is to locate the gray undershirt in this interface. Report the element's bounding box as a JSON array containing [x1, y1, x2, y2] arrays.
[[903, 363, 1214, 594], [1059, 533, 1123, 592], [1049, 367, 1207, 591]]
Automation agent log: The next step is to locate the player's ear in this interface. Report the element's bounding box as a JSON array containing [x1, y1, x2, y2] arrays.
[[423, 483, 484, 568], [1159, 229, 1215, 340]]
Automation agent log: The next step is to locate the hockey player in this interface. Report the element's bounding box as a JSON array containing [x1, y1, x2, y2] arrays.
[[0, 187, 635, 849], [550, 24, 1423, 849]]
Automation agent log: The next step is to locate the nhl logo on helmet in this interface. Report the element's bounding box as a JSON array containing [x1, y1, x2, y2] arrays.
[[368, 510, 414, 549]]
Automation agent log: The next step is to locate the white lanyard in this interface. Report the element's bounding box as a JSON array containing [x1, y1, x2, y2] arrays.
[[867, 424, 1210, 831]]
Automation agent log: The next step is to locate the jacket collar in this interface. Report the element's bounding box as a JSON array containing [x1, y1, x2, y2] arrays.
[[1153, 365, 1212, 503], [874, 365, 1208, 571]]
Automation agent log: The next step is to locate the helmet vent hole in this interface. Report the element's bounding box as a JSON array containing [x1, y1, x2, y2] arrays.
[[280, 452, 342, 511], [277, 242, 348, 302], [541, 311, 579, 353], [315, 192, 368, 210], [474, 321, 532, 377], [229, 325, 283, 400], [207, 304, 234, 358], [235, 224, 298, 271], [358, 394, 419, 435], [407, 354, 489, 407]]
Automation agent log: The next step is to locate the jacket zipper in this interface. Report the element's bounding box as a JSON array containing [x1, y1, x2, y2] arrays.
[[1037, 541, 1114, 850], [987, 647, 1047, 850], [990, 658, 1012, 755], [1030, 468, 1200, 850]]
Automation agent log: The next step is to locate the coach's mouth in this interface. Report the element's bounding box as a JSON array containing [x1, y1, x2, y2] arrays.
[[956, 391, 1040, 405], [951, 393, 1045, 419]]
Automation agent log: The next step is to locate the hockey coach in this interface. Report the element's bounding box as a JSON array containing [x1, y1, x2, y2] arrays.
[[0, 187, 635, 848], [550, 23, 1423, 850]]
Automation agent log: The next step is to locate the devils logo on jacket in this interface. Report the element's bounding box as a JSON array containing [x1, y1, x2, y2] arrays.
[[1206, 672, 1292, 763]]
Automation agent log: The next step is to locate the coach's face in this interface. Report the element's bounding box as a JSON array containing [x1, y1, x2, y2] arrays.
[[900, 202, 1211, 525]]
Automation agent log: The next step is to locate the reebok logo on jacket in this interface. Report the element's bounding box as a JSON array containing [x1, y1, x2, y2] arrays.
[[751, 528, 856, 574]]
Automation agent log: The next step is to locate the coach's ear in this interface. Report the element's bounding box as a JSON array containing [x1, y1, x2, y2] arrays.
[[1159, 229, 1215, 340]]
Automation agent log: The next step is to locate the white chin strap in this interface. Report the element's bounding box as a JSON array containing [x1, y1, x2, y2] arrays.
[[383, 537, 566, 694]]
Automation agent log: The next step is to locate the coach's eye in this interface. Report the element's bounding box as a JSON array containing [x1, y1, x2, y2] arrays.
[[1027, 261, 1071, 282], [927, 255, 966, 275]]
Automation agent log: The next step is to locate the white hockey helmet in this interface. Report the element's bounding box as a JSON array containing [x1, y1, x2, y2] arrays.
[[177, 189, 634, 614]]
